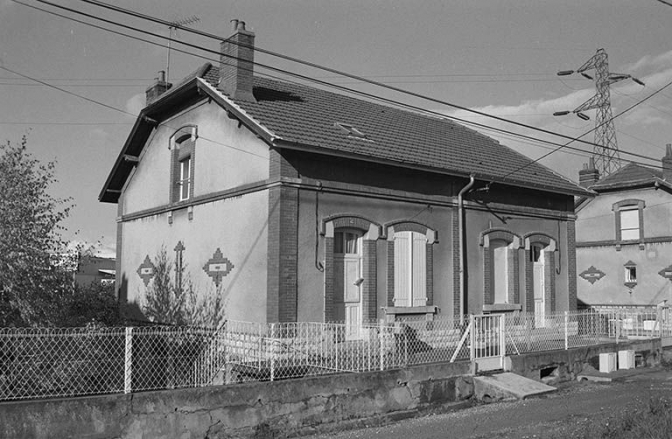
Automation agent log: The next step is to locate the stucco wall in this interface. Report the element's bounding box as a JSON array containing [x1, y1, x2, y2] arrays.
[[576, 187, 672, 307], [577, 242, 672, 306], [122, 102, 270, 215], [576, 187, 672, 243], [119, 191, 269, 324]]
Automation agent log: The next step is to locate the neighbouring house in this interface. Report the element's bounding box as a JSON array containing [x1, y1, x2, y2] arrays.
[[75, 255, 116, 287], [99, 20, 591, 328], [575, 148, 672, 310]]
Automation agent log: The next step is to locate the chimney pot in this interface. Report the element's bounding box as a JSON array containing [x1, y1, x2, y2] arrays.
[[145, 70, 172, 106], [662, 143, 672, 180], [579, 157, 600, 188], [219, 20, 257, 102]]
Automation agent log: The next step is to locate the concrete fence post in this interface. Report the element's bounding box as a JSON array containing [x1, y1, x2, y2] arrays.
[[469, 314, 476, 362], [124, 327, 133, 394], [270, 323, 275, 382], [564, 311, 569, 350]]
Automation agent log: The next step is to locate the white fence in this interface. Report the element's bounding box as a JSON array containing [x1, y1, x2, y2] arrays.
[[1, 308, 670, 401]]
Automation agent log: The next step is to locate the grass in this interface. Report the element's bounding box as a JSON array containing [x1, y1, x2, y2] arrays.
[[556, 397, 672, 439]]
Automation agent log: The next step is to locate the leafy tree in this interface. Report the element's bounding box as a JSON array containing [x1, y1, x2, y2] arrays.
[[0, 135, 74, 326], [142, 248, 227, 328], [60, 282, 124, 327]]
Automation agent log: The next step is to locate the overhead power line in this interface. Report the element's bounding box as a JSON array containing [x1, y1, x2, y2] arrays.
[[14, 0, 671, 176], [71, 0, 672, 172]]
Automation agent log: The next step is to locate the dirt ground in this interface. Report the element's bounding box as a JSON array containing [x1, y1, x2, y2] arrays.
[[301, 367, 672, 439]]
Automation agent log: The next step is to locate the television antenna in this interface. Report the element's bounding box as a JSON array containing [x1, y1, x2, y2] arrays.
[[165, 15, 201, 83]]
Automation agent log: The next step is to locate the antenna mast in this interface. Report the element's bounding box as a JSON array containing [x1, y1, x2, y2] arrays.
[[165, 15, 200, 83], [555, 49, 644, 176]]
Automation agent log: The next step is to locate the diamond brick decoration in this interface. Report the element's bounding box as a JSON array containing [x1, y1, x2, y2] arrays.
[[579, 266, 606, 284], [203, 248, 234, 287], [659, 264, 672, 280], [137, 255, 156, 286]]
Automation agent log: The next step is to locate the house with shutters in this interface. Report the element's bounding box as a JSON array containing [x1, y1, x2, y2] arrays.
[[100, 20, 591, 329], [575, 149, 672, 310]]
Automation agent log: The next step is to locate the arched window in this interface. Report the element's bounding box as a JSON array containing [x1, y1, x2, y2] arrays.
[[613, 199, 645, 250], [386, 222, 436, 309], [170, 126, 197, 203], [480, 229, 522, 311]]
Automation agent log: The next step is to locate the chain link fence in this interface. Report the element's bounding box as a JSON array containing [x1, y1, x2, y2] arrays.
[[1, 308, 669, 401]]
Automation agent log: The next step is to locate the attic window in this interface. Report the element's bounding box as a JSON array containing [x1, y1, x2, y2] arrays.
[[334, 122, 369, 140]]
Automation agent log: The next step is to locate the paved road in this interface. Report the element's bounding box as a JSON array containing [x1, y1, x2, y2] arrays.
[[303, 368, 672, 439]]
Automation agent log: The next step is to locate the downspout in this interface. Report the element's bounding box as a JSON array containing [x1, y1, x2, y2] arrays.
[[458, 174, 476, 316]]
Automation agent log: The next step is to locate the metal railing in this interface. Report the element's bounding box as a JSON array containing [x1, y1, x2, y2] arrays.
[[1, 308, 670, 401]]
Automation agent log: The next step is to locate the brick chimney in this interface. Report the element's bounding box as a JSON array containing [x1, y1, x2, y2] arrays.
[[662, 144, 672, 181], [219, 19, 257, 102], [145, 70, 172, 105], [579, 156, 600, 188]]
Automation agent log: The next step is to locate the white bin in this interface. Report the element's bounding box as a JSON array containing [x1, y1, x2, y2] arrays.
[[618, 350, 635, 369], [599, 352, 617, 373]]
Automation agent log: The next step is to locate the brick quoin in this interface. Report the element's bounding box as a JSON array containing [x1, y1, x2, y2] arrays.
[[387, 241, 395, 307], [452, 208, 461, 317], [267, 186, 299, 323], [324, 238, 335, 322], [362, 240, 377, 322], [483, 250, 493, 306], [547, 250, 556, 312], [525, 250, 533, 313], [567, 221, 577, 310]]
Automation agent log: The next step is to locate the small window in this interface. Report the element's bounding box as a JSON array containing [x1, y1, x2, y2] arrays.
[[624, 261, 637, 288], [179, 156, 192, 201], [170, 126, 197, 203], [620, 209, 640, 241]]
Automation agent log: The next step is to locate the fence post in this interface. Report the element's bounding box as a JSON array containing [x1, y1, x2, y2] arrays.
[[124, 327, 133, 394], [269, 323, 275, 382], [564, 311, 569, 350], [379, 328, 385, 371], [469, 314, 476, 362]]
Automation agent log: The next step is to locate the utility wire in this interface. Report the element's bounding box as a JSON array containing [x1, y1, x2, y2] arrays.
[[70, 0, 643, 155], [16, 0, 670, 172], [0, 64, 269, 161], [501, 77, 672, 180]]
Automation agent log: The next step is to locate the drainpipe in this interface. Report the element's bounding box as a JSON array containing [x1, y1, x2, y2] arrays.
[[458, 174, 476, 317]]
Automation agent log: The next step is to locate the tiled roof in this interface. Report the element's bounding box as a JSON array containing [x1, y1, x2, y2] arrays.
[[590, 162, 663, 191], [200, 65, 588, 197]]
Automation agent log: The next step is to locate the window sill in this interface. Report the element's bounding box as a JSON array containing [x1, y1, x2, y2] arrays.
[[482, 303, 522, 313], [383, 306, 437, 320]]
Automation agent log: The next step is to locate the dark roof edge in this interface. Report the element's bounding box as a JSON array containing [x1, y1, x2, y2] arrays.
[[99, 77, 205, 203], [272, 138, 593, 198]]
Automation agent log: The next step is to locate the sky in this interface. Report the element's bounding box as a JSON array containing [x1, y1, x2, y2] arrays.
[[1, 0, 671, 253]]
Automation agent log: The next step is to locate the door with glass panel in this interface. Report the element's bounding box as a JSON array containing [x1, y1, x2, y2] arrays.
[[333, 229, 363, 340], [532, 244, 546, 327]]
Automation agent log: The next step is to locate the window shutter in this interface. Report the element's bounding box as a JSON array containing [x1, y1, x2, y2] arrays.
[[394, 232, 411, 306], [412, 233, 427, 306]]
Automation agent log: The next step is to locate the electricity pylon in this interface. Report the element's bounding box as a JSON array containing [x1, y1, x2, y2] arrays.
[[554, 49, 644, 177]]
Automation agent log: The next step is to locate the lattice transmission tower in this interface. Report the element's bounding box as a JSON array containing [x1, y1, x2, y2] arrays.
[[555, 49, 644, 177]]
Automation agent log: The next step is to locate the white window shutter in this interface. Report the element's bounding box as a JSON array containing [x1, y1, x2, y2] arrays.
[[412, 233, 427, 306], [394, 232, 411, 306]]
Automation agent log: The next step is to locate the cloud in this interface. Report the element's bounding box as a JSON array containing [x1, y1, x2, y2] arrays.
[[125, 92, 145, 116]]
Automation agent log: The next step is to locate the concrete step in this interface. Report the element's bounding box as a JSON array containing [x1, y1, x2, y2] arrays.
[[473, 372, 556, 401]]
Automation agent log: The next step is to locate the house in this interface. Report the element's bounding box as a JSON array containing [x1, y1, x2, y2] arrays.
[[74, 255, 116, 287], [100, 21, 591, 327], [575, 148, 672, 310]]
